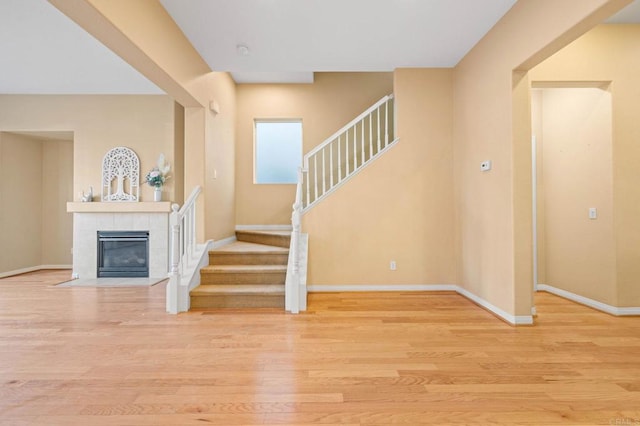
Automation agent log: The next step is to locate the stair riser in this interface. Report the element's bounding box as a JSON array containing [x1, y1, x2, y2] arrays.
[[200, 272, 286, 285], [190, 294, 285, 309], [236, 232, 290, 248], [192, 234, 290, 310], [209, 253, 289, 266]]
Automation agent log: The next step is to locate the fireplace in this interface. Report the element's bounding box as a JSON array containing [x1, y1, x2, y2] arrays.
[[97, 231, 149, 277]]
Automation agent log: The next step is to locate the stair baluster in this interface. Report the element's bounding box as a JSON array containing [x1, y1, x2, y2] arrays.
[[299, 94, 396, 211], [167, 185, 203, 314]]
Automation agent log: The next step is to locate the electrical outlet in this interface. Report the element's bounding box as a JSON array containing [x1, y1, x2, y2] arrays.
[[480, 160, 492, 171], [390, 260, 397, 271]]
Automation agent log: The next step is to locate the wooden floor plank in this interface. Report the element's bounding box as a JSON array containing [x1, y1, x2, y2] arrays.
[[1, 270, 640, 425]]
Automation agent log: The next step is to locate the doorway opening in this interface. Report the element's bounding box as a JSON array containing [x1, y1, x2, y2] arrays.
[[531, 84, 615, 311]]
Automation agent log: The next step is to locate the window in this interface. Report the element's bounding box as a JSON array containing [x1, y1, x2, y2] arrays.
[[254, 120, 302, 184]]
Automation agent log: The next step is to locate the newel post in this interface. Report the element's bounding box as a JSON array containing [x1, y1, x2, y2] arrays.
[[287, 167, 304, 314], [169, 203, 181, 274], [166, 203, 181, 314]]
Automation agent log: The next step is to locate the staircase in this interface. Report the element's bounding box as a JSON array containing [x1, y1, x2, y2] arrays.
[[189, 230, 290, 309], [177, 95, 396, 314]]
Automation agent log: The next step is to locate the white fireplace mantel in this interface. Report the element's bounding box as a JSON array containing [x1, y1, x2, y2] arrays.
[[67, 202, 172, 213], [67, 202, 172, 279]]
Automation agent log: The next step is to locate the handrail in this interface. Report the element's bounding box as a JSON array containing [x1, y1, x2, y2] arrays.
[[169, 185, 201, 275], [304, 94, 393, 162], [301, 94, 395, 210], [167, 185, 202, 314], [181, 186, 201, 215]]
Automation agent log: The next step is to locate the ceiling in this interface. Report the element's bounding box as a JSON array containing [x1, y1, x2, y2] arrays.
[[606, 0, 640, 22], [159, 0, 518, 83], [0, 0, 162, 94], [0, 0, 638, 94]]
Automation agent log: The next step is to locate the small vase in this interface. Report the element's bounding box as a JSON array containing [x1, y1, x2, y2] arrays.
[[153, 187, 162, 202]]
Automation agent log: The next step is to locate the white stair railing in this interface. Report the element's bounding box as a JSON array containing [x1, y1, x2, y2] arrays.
[[286, 94, 398, 313], [302, 94, 396, 211], [166, 186, 203, 314]]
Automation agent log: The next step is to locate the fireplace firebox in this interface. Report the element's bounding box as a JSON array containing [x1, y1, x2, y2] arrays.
[[97, 231, 149, 277]]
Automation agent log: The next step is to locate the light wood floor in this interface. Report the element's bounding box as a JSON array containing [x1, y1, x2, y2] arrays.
[[1, 270, 639, 425]]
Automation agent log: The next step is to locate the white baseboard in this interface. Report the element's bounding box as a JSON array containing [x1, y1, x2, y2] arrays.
[[307, 284, 533, 325], [0, 264, 72, 279], [236, 224, 293, 232], [307, 284, 457, 292], [538, 284, 640, 316], [456, 286, 533, 325], [41, 264, 72, 270], [212, 236, 237, 249]]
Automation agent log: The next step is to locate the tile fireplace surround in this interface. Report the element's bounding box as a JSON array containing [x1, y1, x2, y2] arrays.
[[67, 202, 172, 279]]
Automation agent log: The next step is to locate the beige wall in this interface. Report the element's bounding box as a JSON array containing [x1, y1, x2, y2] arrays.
[[0, 133, 43, 272], [302, 69, 455, 286], [173, 102, 185, 205], [204, 73, 237, 241], [452, 0, 629, 317], [0, 133, 73, 274], [0, 95, 176, 203], [236, 72, 393, 225], [42, 139, 74, 265], [532, 88, 616, 305], [530, 24, 640, 306], [531, 90, 546, 286], [21, 0, 637, 313], [0, 95, 175, 273]]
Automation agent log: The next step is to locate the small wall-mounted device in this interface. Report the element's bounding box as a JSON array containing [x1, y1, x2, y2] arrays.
[[209, 100, 220, 115], [589, 207, 597, 219], [480, 160, 492, 172]]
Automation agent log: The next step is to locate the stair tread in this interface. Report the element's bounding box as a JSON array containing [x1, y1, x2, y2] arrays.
[[236, 230, 291, 236], [191, 284, 285, 295], [235, 230, 291, 248], [212, 241, 288, 254], [201, 265, 287, 273]]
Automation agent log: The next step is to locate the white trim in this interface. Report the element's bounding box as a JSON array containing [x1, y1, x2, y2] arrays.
[[0, 265, 72, 279], [40, 264, 72, 270], [617, 307, 640, 315], [307, 284, 533, 325], [456, 286, 534, 325], [235, 225, 293, 232], [186, 242, 213, 293], [0, 266, 41, 278], [167, 240, 212, 314], [531, 306, 537, 316], [307, 284, 457, 292], [538, 284, 640, 316], [532, 134, 539, 292], [212, 236, 237, 249], [298, 234, 309, 311]]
